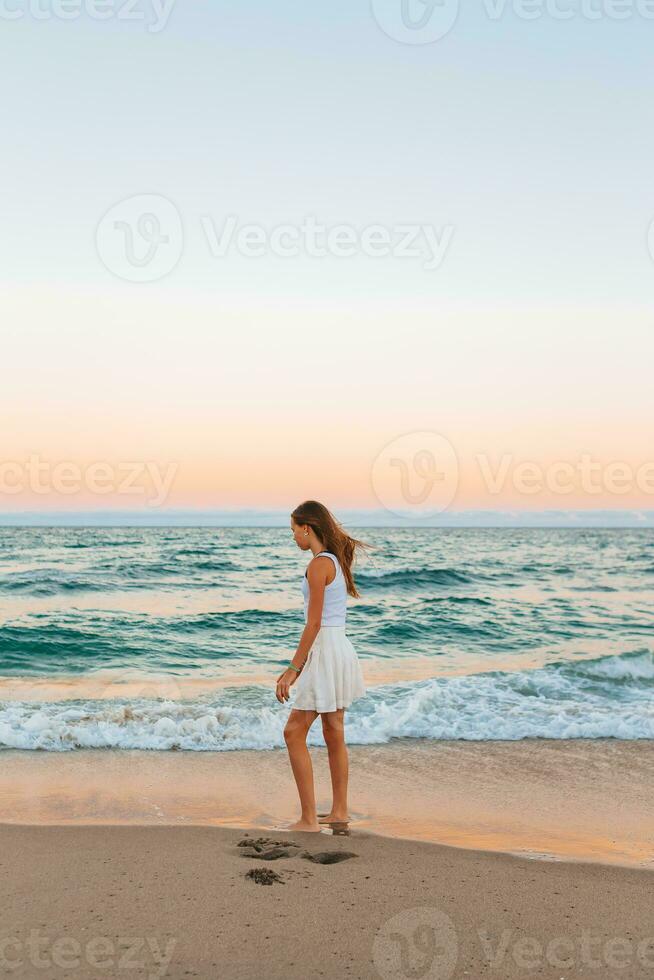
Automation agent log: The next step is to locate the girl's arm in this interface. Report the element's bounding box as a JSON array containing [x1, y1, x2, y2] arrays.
[[292, 557, 330, 667], [275, 557, 330, 702]]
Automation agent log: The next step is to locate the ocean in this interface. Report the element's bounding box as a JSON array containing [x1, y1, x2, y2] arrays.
[[0, 526, 652, 750]]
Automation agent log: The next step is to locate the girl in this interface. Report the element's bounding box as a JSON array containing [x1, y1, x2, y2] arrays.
[[275, 500, 368, 832]]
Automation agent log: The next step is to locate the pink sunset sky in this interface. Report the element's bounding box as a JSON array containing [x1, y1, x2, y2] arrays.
[[3, 287, 653, 517]]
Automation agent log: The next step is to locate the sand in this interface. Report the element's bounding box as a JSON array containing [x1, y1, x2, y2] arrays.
[[2, 822, 654, 980], [1, 739, 653, 979]]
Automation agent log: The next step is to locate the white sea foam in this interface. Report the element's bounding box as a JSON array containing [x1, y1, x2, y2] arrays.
[[1, 650, 652, 751]]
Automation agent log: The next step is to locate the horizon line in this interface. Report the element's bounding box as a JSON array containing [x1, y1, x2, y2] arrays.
[[0, 508, 652, 528]]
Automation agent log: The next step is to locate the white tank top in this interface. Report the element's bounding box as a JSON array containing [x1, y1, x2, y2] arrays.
[[302, 551, 347, 626]]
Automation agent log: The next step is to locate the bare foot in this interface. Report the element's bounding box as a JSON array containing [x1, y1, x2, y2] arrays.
[[286, 818, 322, 832], [318, 812, 350, 823]]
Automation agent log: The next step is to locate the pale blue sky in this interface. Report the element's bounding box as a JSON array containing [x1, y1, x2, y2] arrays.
[[2, 0, 653, 517], [2, 0, 653, 306]]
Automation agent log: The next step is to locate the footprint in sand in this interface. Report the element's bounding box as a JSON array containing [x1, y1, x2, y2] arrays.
[[237, 836, 300, 860], [245, 867, 285, 886], [300, 851, 358, 864], [237, 835, 359, 868]]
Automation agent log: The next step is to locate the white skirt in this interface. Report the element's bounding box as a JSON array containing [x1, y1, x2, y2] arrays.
[[291, 625, 366, 713]]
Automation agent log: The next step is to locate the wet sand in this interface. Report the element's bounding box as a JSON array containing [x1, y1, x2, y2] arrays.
[[0, 738, 652, 868]]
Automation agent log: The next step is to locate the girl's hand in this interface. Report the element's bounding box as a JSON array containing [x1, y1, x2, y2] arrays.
[[275, 668, 299, 703]]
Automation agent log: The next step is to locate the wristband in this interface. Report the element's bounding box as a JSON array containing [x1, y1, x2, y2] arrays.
[[288, 662, 302, 673]]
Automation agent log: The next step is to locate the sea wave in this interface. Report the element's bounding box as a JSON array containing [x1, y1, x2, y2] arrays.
[[0, 572, 109, 596], [0, 557, 240, 596], [1, 648, 651, 751], [557, 648, 654, 682], [356, 566, 472, 589], [0, 607, 301, 674]]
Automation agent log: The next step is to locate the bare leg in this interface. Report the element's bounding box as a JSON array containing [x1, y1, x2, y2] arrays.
[[318, 709, 350, 822], [283, 708, 321, 831]]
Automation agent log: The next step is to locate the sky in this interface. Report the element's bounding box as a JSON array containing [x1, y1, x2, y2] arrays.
[[1, 0, 653, 522]]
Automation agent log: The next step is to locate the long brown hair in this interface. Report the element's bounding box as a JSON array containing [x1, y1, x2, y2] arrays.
[[291, 500, 371, 598]]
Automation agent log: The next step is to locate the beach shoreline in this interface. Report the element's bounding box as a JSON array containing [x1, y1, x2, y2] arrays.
[[1, 737, 652, 871]]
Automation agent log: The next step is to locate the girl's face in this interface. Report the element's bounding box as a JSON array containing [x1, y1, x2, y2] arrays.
[[290, 518, 311, 551]]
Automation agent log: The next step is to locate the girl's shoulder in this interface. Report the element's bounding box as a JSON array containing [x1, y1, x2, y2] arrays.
[[314, 551, 339, 567], [307, 552, 335, 568], [306, 552, 339, 578]]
